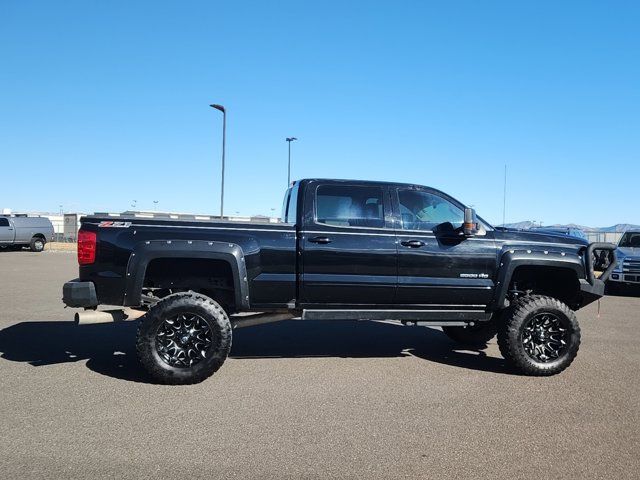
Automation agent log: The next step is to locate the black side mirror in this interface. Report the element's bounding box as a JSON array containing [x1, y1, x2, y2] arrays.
[[463, 207, 479, 236]]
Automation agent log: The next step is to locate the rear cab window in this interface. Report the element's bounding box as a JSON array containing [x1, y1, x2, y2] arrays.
[[281, 182, 300, 224]]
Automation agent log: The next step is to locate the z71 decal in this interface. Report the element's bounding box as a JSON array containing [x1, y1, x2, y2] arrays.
[[98, 221, 132, 228]]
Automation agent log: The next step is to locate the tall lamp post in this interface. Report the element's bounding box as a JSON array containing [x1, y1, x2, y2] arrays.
[[210, 104, 226, 218], [286, 137, 297, 186]]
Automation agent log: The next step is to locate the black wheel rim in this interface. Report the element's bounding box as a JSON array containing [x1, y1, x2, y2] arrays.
[[155, 313, 214, 368], [522, 312, 569, 363]]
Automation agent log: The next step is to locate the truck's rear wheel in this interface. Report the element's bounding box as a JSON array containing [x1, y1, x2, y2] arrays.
[[497, 295, 580, 376], [136, 292, 232, 385], [442, 322, 497, 346], [30, 237, 45, 252]]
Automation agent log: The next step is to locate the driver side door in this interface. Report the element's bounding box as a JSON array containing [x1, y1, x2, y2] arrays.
[[394, 188, 497, 307]]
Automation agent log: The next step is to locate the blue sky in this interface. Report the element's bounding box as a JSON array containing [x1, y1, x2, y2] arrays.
[[1, 1, 638, 226]]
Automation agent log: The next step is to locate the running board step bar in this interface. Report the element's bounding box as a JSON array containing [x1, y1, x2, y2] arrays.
[[301, 309, 491, 322], [231, 312, 296, 329]]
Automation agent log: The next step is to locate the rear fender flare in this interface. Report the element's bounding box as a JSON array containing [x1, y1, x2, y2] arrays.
[[123, 239, 250, 308]]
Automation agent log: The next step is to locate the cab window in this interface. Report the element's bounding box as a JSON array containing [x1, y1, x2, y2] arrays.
[[280, 182, 299, 224], [316, 185, 385, 228], [0, 218, 9, 227], [398, 189, 464, 231]]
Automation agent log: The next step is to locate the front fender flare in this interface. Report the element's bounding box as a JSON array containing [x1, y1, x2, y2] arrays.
[[492, 249, 586, 309]]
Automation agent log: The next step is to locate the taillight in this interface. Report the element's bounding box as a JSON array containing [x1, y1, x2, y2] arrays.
[[77, 229, 97, 265]]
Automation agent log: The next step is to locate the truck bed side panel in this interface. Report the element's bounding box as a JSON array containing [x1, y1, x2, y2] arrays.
[[78, 218, 297, 308]]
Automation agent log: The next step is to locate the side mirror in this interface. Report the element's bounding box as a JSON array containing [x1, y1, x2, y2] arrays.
[[463, 207, 479, 236]]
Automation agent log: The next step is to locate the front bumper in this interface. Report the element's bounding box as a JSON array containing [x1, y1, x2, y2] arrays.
[[579, 278, 606, 306], [63, 279, 98, 308], [577, 243, 617, 307]]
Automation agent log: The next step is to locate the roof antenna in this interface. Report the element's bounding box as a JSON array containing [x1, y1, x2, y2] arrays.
[[502, 165, 507, 227]]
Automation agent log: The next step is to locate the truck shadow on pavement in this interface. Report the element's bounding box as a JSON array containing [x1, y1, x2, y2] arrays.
[[0, 320, 151, 383], [0, 319, 513, 384]]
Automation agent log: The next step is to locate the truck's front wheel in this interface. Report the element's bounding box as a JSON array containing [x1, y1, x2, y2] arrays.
[[136, 292, 232, 385], [497, 295, 580, 376]]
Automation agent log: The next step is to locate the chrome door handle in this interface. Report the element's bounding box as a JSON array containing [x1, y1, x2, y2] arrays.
[[309, 236, 332, 244], [401, 240, 425, 248]]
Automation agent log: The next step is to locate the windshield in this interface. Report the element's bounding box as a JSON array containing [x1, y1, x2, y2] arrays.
[[619, 232, 640, 248]]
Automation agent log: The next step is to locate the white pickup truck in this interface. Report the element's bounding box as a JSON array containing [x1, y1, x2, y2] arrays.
[[0, 216, 54, 252]]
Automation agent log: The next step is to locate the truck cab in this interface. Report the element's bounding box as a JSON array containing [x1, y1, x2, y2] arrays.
[[291, 179, 497, 314]]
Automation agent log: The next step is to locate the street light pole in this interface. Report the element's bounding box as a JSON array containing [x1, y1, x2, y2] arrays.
[[285, 137, 297, 186], [210, 104, 226, 218]]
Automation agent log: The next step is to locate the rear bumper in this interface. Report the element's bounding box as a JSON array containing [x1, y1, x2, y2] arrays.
[[63, 279, 98, 308]]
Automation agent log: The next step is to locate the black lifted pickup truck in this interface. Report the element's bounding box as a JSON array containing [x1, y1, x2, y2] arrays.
[[63, 179, 616, 384]]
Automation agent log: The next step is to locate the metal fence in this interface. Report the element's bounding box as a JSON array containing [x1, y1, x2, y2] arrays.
[[585, 232, 623, 244], [45, 211, 280, 243], [45, 214, 81, 242]]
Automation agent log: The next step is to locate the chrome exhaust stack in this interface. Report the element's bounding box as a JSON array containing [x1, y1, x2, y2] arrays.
[[74, 308, 146, 325]]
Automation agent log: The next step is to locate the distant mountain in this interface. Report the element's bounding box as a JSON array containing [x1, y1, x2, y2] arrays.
[[502, 221, 537, 230], [597, 224, 640, 233], [502, 222, 640, 233]]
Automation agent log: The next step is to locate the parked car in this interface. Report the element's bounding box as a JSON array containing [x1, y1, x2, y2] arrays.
[[608, 230, 640, 291], [529, 226, 587, 241], [62, 178, 616, 384], [0, 215, 54, 252]]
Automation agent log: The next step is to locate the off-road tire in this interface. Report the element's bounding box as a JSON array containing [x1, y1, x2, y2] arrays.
[[136, 292, 232, 385], [30, 237, 45, 252], [442, 321, 497, 346], [497, 295, 580, 376]]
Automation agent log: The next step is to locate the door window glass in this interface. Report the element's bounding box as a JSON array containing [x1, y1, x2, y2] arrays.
[[316, 185, 385, 228], [0, 218, 9, 227], [398, 190, 464, 230]]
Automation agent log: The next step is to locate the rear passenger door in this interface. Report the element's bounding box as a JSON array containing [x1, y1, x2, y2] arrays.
[[300, 182, 397, 306]]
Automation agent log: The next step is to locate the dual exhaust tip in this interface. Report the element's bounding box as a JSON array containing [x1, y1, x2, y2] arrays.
[[74, 309, 145, 325]]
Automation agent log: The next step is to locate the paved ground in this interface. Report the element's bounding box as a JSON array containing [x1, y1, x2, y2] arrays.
[[0, 251, 639, 479]]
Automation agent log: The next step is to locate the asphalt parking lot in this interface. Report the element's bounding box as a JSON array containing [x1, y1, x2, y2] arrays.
[[0, 251, 639, 479]]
